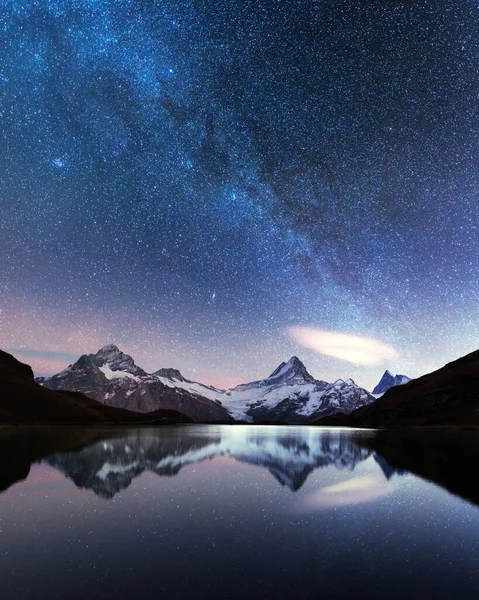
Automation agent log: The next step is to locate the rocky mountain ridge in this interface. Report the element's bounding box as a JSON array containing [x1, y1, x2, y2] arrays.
[[372, 370, 411, 395], [40, 345, 231, 423], [0, 348, 190, 425], [39, 346, 375, 424], [317, 348, 479, 428]]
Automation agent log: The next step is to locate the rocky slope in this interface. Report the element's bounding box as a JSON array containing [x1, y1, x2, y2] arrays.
[[0, 349, 191, 424], [317, 348, 479, 428], [40, 345, 232, 423], [40, 347, 375, 424], [220, 356, 375, 423], [372, 370, 411, 395]]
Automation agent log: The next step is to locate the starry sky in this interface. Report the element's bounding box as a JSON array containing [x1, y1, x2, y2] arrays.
[[2, 0, 479, 390]]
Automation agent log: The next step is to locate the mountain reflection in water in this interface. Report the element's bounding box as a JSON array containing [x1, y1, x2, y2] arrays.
[[45, 427, 374, 498], [0, 426, 378, 497], [2, 425, 479, 507], [3, 425, 479, 600]]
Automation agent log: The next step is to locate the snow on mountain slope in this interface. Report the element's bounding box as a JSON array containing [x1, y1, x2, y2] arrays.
[[39, 347, 375, 424], [372, 370, 411, 395], [232, 356, 316, 392], [40, 345, 231, 422], [155, 375, 225, 402], [99, 364, 140, 382], [219, 357, 374, 423]]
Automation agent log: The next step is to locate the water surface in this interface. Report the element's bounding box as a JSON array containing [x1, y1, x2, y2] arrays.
[[1, 425, 479, 599]]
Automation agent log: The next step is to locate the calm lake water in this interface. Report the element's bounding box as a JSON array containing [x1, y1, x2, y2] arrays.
[[1, 425, 479, 599]]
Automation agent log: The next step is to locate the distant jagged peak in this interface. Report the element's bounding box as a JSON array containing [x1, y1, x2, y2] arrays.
[[231, 356, 317, 393], [372, 370, 411, 395], [95, 344, 122, 358], [378, 369, 408, 381], [268, 356, 315, 383], [331, 377, 356, 387], [270, 356, 304, 375], [154, 367, 186, 382], [91, 344, 146, 377]]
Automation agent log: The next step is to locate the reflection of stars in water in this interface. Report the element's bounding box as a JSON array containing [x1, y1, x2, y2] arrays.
[[2, 429, 479, 597]]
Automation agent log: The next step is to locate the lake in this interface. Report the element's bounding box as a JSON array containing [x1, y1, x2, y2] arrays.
[[1, 425, 479, 599]]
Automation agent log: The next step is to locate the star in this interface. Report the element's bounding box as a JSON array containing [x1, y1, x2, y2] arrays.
[[1, 0, 478, 390]]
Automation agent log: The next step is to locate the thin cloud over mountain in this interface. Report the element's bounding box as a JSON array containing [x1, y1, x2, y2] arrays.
[[288, 327, 399, 367]]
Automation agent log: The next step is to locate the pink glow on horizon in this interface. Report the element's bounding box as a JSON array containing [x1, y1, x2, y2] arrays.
[[15, 354, 71, 377], [201, 375, 243, 390]]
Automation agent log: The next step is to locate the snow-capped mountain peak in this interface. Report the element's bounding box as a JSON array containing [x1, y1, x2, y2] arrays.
[[372, 370, 411, 395], [153, 368, 186, 382], [93, 345, 145, 377], [39, 345, 375, 424], [96, 344, 121, 356], [40, 346, 230, 422], [268, 356, 315, 384], [233, 356, 315, 394]]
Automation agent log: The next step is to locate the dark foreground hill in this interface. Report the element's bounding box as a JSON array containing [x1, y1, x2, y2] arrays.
[[0, 349, 191, 424], [317, 348, 479, 428]]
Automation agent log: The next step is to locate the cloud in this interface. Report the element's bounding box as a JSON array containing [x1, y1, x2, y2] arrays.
[[288, 327, 399, 367], [296, 476, 391, 512]]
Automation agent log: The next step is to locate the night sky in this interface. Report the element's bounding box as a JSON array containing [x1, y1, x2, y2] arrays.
[[2, 0, 479, 390]]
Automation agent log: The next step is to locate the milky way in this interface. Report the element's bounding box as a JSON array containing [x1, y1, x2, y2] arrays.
[[1, 0, 479, 388]]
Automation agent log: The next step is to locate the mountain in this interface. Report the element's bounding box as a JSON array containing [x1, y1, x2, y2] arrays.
[[221, 356, 374, 423], [40, 345, 232, 423], [0, 349, 190, 424], [40, 349, 375, 424], [372, 370, 411, 395], [317, 348, 479, 428]]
